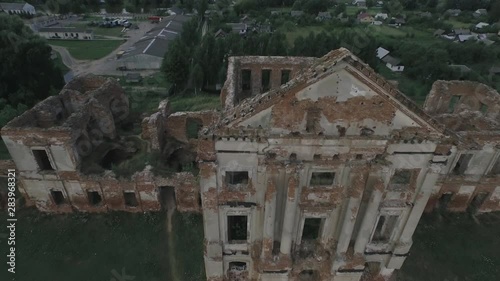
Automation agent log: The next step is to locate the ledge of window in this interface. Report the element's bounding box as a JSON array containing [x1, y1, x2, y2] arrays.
[[225, 183, 250, 192], [224, 242, 249, 252], [387, 184, 410, 192]]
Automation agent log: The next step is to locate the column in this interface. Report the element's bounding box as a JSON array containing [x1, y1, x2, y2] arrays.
[[261, 177, 277, 258], [280, 167, 299, 255], [387, 163, 444, 269]]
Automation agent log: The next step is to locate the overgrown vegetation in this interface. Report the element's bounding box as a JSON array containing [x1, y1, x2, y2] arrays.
[[0, 14, 64, 129], [0, 208, 205, 281], [396, 212, 500, 281]]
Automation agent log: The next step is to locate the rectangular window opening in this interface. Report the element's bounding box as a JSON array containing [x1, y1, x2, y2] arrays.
[[241, 69, 251, 91], [228, 215, 248, 243], [32, 149, 54, 171], [448, 95, 461, 113], [124, 192, 139, 207], [468, 192, 489, 213], [302, 218, 324, 241], [51, 190, 65, 205], [371, 215, 398, 244], [299, 269, 319, 281], [228, 261, 247, 271], [261, 69, 271, 92], [438, 192, 453, 211], [226, 171, 249, 187], [453, 154, 473, 175], [281, 69, 291, 85], [309, 172, 335, 186], [87, 191, 102, 206], [389, 169, 412, 190]]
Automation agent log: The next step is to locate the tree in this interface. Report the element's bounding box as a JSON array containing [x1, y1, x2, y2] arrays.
[[334, 3, 346, 16], [191, 64, 204, 94], [490, 1, 500, 22], [161, 38, 190, 90], [196, 0, 208, 20], [0, 14, 64, 127]]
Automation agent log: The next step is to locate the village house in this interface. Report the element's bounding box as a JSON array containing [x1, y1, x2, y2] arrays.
[[38, 27, 94, 40], [0, 1, 35, 15], [473, 8, 487, 18], [352, 0, 367, 7], [316, 11, 332, 21], [358, 12, 374, 23]]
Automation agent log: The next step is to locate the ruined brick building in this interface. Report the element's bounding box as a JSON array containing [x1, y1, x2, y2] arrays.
[[1, 48, 500, 281]]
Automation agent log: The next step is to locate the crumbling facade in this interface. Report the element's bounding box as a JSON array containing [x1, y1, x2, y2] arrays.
[[1, 48, 500, 281]]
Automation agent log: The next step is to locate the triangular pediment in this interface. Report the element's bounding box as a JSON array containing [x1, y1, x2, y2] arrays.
[[222, 48, 445, 138]]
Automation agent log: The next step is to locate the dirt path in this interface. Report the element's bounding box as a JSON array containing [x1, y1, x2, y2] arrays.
[[165, 190, 179, 281], [50, 45, 83, 69]]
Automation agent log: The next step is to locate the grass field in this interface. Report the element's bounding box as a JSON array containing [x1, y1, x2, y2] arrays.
[[49, 39, 124, 60], [0, 209, 205, 281], [169, 93, 221, 113], [444, 19, 473, 29], [396, 212, 500, 281], [285, 25, 324, 45]]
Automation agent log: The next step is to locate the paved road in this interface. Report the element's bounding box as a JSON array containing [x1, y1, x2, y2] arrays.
[[51, 21, 157, 76]]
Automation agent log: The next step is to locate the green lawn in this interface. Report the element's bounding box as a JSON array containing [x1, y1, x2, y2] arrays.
[[397, 212, 500, 281], [343, 6, 382, 16], [444, 19, 473, 29], [285, 25, 324, 45], [49, 40, 124, 60], [0, 209, 205, 281], [169, 93, 221, 113]]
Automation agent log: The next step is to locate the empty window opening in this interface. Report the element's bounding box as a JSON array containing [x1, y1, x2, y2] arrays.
[[32, 149, 54, 171], [490, 157, 500, 175], [356, 154, 363, 160], [261, 69, 271, 92], [186, 118, 203, 139], [87, 191, 102, 206], [299, 269, 319, 281], [371, 215, 398, 244], [310, 172, 335, 186], [281, 69, 291, 85], [51, 190, 65, 205], [313, 154, 321, 160], [229, 261, 247, 271], [241, 69, 251, 91], [305, 107, 320, 133], [228, 215, 248, 243], [438, 192, 453, 212], [124, 192, 139, 207], [389, 169, 412, 190], [158, 186, 175, 210], [480, 103, 488, 114], [226, 171, 249, 187], [302, 218, 323, 240], [448, 95, 461, 113], [468, 192, 489, 214], [289, 153, 297, 161], [453, 154, 473, 175]]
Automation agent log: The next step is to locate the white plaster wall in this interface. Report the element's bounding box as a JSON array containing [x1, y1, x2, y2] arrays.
[[50, 145, 77, 171], [2, 136, 39, 171]]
